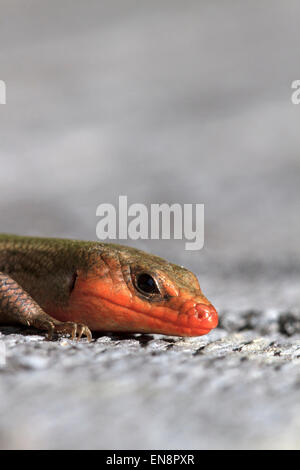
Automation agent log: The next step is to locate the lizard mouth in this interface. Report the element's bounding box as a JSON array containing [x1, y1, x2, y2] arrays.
[[66, 277, 218, 336], [89, 294, 218, 336]]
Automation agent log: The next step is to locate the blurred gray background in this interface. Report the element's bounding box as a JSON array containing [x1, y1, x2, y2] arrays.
[[1, 0, 300, 450]]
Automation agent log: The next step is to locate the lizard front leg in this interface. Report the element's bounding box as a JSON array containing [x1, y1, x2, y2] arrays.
[[0, 272, 92, 341]]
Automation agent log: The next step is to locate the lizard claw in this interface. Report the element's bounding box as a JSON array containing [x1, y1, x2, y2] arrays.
[[46, 320, 92, 342], [76, 323, 92, 341], [45, 321, 55, 341]]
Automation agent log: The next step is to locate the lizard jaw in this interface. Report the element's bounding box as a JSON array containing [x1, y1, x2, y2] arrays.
[[54, 276, 218, 336]]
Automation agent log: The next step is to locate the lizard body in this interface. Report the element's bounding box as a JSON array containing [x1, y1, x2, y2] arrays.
[[0, 234, 218, 340]]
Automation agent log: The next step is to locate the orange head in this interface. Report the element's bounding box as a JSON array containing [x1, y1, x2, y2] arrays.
[[55, 243, 218, 337]]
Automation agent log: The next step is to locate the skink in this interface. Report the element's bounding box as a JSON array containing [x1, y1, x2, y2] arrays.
[[0, 234, 218, 340]]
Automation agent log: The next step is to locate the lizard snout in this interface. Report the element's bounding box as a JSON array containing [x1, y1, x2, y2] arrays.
[[184, 300, 218, 331], [195, 303, 218, 329]]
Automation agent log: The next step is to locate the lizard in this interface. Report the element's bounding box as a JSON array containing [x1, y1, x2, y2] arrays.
[[0, 234, 218, 341]]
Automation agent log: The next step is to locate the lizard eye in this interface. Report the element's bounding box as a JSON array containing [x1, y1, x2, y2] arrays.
[[135, 273, 160, 296]]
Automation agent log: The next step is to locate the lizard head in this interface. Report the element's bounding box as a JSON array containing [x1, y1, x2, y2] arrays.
[[66, 243, 218, 337]]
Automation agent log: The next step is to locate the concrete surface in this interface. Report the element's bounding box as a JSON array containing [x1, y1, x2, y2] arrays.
[[1, 307, 300, 449], [0, 0, 300, 449]]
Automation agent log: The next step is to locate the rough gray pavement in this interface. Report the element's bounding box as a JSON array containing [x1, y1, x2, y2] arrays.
[[1, 0, 300, 449], [1, 299, 300, 450]]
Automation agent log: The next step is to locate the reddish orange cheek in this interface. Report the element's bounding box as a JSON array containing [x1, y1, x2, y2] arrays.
[[45, 272, 218, 337], [77, 275, 132, 307]]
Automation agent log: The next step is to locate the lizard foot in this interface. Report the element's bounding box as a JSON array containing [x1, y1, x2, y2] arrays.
[[46, 320, 92, 342]]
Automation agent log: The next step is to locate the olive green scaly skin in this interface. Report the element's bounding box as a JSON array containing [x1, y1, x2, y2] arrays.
[[0, 234, 202, 339], [0, 234, 199, 305], [0, 234, 100, 309]]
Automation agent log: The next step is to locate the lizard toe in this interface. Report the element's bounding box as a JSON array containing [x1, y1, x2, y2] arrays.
[[52, 321, 92, 342]]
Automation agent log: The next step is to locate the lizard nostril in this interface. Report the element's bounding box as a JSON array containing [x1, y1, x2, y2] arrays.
[[195, 303, 218, 327], [183, 302, 218, 331], [185, 303, 217, 321], [195, 303, 212, 319]]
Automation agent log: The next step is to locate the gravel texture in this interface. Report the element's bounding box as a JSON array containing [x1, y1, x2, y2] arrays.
[[1, 298, 300, 450]]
